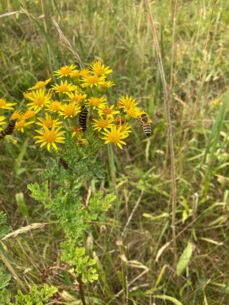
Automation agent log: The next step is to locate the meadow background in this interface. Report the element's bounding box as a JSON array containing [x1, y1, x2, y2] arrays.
[[0, 0, 228, 304]]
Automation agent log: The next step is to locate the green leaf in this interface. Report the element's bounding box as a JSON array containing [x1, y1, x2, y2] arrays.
[[176, 241, 194, 276], [14, 138, 28, 177], [13, 284, 57, 305], [15, 193, 29, 218], [0, 289, 11, 305]]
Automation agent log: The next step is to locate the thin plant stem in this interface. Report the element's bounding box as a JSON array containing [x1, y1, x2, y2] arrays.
[[107, 144, 118, 196], [144, 0, 178, 266], [77, 276, 87, 305], [170, 0, 178, 89]]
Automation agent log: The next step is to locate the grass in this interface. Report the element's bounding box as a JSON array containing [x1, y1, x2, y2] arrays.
[[0, 0, 229, 304]]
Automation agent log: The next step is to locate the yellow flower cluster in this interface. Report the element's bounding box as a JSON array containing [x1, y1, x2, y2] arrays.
[[0, 61, 147, 151]]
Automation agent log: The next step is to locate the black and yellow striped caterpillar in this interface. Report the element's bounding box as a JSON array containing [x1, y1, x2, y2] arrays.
[[0, 120, 16, 140], [79, 105, 88, 132]]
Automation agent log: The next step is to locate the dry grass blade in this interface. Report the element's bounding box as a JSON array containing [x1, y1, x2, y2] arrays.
[[107, 268, 149, 305], [121, 190, 144, 237], [52, 18, 83, 68], [0, 11, 21, 18], [156, 241, 171, 263], [0, 243, 25, 290], [2, 223, 47, 241]]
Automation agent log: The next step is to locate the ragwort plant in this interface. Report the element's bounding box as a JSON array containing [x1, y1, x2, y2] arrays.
[[0, 61, 150, 302]]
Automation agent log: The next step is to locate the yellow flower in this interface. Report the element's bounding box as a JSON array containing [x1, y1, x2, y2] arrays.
[[23, 91, 33, 100], [67, 92, 87, 104], [23, 109, 36, 120], [52, 81, 76, 94], [114, 115, 132, 135], [80, 68, 90, 77], [47, 100, 62, 113], [118, 123, 132, 136], [69, 69, 81, 79], [25, 89, 52, 112], [87, 96, 106, 109], [98, 104, 119, 118], [125, 106, 142, 118], [92, 117, 114, 132], [55, 65, 76, 78], [0, 98, 16, 110], [101, 126, 129, 149], [60, 102, 81, 119], [99, 80, 115, 89], [28, 78, 51, 90], [118, 95, 138, 110], [90, 61, 112, 76], [81, 74, 105, 88], [34, 126, 65, 151], [36, 113, 61, 129], [15, 119, 34, 133], [0, 116, 6, 126], [11, 110, 23, 120]]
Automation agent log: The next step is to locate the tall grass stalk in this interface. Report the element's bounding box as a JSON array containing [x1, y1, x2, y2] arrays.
[[144, 0, 178, 265], [202, 90, 229, 193]]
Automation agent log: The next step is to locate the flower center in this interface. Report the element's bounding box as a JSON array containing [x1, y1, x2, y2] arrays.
[[44, 119, 54, 128], [43, 130, 57, 143], [124, 101, 134, 109], [94, 67, 104, 76], [90, 98, 101, 106], [97, 120, 109, 128], [24, 110, 35, 119], [59, 85, 69, 93], [16, 119, 26, 128], [108, 132, 120, 143], [71, 95, 84, 103], [60, 67, 71, 75], [50, 102, 61, 111], [87, 75, 99, 84], [11, 111, 22, 120], [64, 105, 76, 116], [35, 97, 45, 106], [102, 107, 112, 115]]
